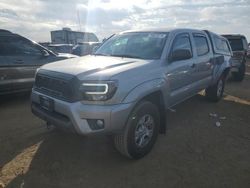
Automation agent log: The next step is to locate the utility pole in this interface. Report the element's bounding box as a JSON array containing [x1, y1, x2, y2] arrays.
[[77, 10, 82, 31]]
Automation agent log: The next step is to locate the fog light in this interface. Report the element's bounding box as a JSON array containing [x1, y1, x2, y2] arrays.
[[96, 120, 104, 127], [87, 119, 105, 130]]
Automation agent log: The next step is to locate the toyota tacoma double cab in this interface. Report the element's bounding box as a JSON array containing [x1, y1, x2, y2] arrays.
[[222, 34, 248, 81], [31, 29, 232, 159]]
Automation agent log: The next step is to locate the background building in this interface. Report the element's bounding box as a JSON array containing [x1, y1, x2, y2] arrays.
[[51, 28, 99, 44]]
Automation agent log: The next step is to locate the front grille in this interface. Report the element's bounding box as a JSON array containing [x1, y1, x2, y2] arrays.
[[35, 74, 67, 97], [34, 70, 82, 102]]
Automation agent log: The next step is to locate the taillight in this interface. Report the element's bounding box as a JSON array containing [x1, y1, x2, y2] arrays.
[[233, 52, 243, 58]]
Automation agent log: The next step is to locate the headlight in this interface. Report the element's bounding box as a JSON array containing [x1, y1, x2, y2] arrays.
[[80, 81, 118, 101]]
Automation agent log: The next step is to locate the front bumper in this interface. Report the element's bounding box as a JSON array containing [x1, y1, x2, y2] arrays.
[[31, 89, 134, 135]]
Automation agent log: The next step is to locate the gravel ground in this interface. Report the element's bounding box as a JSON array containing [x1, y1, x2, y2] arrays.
[[0, 61, 250, 188]]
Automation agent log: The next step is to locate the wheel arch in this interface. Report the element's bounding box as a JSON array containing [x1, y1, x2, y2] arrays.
[[121, 79, 167, 134], [126, 90, 166, 135], [140, 91, 166, 134]]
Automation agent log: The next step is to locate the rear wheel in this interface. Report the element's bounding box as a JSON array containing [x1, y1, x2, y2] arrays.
[[113, 101, 160, 159], [232, 62, 246, 82], [205, 74, 225, 102]]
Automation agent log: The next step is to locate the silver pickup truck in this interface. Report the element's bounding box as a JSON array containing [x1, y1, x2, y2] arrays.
[[31, 28, 232, 159]]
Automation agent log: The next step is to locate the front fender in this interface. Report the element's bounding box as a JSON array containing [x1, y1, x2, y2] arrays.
[[122, 78, 166, 104]]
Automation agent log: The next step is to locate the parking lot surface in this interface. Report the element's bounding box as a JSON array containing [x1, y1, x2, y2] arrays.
[[0, 61, 250, 188]]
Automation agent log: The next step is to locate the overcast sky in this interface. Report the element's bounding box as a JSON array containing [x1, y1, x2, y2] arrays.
[[0, 0, 249, 42]]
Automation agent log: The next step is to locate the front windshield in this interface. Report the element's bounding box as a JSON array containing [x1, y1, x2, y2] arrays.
[[95, 32, 168, 59]]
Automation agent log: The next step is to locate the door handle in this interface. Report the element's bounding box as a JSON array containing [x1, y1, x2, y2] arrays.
[[191, 63, 196, 68], [13, 59, 24, 64]]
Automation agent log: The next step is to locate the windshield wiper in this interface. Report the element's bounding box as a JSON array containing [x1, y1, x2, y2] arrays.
[[94, 53, 109, 56], [94, 53, 143, 59], [111, 54, 143, 59]]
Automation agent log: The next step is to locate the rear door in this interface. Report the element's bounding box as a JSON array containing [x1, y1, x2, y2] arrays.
[[191, 33, 213, 89]]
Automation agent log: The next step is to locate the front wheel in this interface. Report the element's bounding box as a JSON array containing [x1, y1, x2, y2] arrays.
[[205, 75, 225, 102], [113, 101, 160, 159]]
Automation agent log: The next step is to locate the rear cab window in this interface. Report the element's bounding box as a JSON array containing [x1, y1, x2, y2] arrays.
[[210, 34, 232, 56]]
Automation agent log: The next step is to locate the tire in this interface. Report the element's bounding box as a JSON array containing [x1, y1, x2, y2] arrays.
[[205, 74, 225, 102], [232, 62, 246, 82], [113, 101, 160, 159]]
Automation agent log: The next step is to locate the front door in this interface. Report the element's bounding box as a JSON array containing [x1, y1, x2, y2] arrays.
[[0, 35, 48, 92], [166, 33, 196, 107]]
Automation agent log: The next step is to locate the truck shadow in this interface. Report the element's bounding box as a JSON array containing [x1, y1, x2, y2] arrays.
[[5, 92, 250, 188], [0, 91, 48, 184], [0, 92, 31, 106]]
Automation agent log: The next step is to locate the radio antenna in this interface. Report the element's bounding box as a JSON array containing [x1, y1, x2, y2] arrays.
[[77, 10, 82, 31]]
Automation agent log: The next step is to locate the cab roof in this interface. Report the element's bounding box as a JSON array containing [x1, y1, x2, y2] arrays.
[[222, 34, 246, 39], [120, 28, 206, 34]]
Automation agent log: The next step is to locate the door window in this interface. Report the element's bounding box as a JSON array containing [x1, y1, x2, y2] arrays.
[[242, 38, 248, 50], [193, 35, 209, 56], [171, 34, 192, 56], [0, 36, 43, 56]]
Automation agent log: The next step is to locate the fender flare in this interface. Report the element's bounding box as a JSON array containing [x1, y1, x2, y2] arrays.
[[122, 78, 166, 104], [212, 55, 231, 84], [122, 78, 167, 134]]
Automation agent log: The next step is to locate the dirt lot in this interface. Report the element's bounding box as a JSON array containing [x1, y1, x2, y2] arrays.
[[0, 62, 250, 188]]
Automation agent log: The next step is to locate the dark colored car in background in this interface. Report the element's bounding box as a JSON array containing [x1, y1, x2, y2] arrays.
[[247, 43, 250, 58], [222, 34, 248, 81], [0, 29, 76, 95], [72, 42, 101, 56], [48, 44, 74, 54]]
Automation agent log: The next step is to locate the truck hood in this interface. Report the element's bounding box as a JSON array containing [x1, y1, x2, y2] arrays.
[[41, 55, 152, 80]]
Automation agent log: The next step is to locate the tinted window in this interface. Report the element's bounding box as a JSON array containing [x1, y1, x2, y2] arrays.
[[242, 38, 248, 50], [49, 45, 72, 53], [83, 33, 99, 42], [193, 35, 209, 56], [72, 44, 92, 56], [215, 37, 231, 53], [227, 39, 243, 51], [0, 36, 42, 56], [89, 34, 99, 42], [172, 34, 192, 55], [0, 36, 20, 56]]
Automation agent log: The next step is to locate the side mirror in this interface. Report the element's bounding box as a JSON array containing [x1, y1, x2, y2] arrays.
[[102, 38, 107, 43], [170, 49, 192, 62]]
